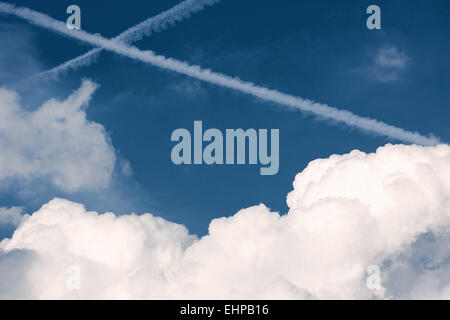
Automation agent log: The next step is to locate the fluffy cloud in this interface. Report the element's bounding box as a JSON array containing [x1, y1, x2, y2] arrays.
[[1, 144, 449, 299], [0, 80, 116, 192]]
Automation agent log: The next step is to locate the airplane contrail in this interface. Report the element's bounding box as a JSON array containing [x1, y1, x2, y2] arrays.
[[22, 0, 220, 81], [0, 2, 440, 146]]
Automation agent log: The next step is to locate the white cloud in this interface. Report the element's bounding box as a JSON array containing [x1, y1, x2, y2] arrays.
[[0, 2, 438, 145], [1, 143, 449, 299], [371, 47, 409, 82], [28, 0, 221, 81], [0, 80, 116, 192], [375, 47, 408, 68]]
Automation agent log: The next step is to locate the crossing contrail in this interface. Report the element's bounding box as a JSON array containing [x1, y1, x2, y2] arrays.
[[24, 0, 221, 81], [0, 2, 440, 146]]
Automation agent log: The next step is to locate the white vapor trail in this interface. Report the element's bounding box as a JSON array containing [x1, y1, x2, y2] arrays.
[[23, 0, 220, 81], [0, 2, 440, 146]]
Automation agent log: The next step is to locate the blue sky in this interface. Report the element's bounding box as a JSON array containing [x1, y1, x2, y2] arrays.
[[1, 0, 449, 236]]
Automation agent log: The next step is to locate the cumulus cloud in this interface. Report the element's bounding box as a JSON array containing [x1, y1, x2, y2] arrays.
[[0, 80, 116, 192], [1, 144, 450, 299]]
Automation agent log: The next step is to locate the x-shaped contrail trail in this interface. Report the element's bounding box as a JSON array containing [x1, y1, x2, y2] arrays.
[[0, 2, 440, 146], [22, 0, 220, 82]]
